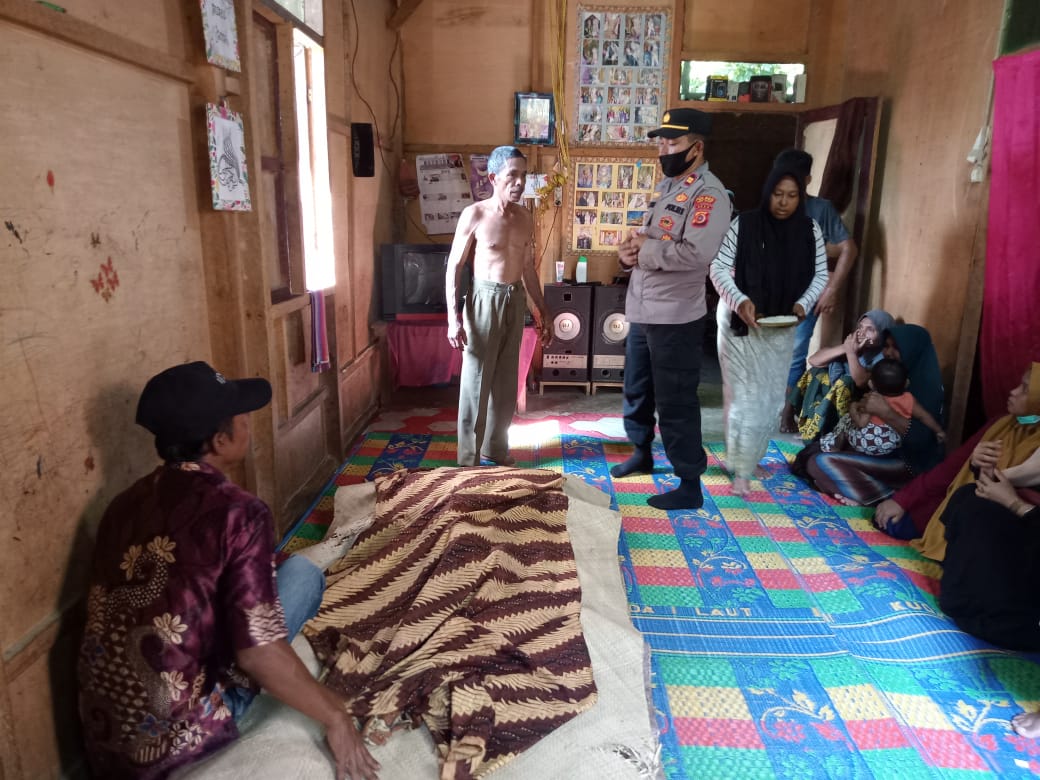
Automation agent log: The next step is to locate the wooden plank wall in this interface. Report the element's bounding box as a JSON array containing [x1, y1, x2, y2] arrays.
[[0, 4, 205, 775], [400, 0, 842, 285], [0, 0, 399, 775], [840, 0, 1004, 395]]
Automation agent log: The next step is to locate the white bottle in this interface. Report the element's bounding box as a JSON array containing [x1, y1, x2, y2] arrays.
[[576, 255, 588, 283]]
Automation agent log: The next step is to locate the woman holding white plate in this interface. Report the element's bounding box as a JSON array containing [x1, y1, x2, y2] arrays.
[[710, 166, 828, 495]]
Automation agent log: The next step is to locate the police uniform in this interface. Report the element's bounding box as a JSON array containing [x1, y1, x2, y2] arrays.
[[618, 109, 731, 492]]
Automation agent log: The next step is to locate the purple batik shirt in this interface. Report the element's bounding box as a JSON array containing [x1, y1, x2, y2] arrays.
[[78, 461, 288, 779]]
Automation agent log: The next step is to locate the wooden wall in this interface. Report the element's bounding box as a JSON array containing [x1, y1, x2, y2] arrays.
[[840, 0, 1003, 395], [0, 0, 399, 776], [400, 0, 845, 284]]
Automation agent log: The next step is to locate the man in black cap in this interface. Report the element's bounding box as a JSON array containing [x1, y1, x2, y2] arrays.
[[77, 362, 379, 780], [611, 108, 731, 510]]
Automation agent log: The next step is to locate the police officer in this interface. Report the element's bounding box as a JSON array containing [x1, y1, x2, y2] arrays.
[[612, 108, 731, 510]]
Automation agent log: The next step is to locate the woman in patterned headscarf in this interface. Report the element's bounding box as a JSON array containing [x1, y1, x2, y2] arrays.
[[783, 308, 896, 439], [794, 324, 946, 509]]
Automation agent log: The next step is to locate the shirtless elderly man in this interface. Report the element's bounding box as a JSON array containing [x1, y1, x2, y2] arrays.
[[446, 145, 551, 467]]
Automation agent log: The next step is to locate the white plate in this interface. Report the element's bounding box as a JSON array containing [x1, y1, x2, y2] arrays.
[[757, 315, 799, 327]]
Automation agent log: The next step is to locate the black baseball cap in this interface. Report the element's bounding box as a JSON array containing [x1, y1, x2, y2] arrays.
[[647, 108, 713, 139], [135, 361, 272, 443]]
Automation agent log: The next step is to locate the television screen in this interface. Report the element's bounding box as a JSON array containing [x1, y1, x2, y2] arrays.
[[380, 244, 470, 320], [400, 248, 449, 308]]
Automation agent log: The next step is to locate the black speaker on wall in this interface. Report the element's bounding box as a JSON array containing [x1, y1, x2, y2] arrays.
[[351, 122, 375, 178], [542, 285, 592, 382], [590, 284, 628, 383]]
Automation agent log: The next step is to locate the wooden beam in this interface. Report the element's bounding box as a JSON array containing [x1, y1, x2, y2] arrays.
[[0, 0, 194, 83], [947, 177, 990, 447], [387, 0, 424, 30]]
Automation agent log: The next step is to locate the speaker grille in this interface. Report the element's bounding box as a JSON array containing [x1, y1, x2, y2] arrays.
[[590, 284, 627, 382], [542, 285, 592, 382]]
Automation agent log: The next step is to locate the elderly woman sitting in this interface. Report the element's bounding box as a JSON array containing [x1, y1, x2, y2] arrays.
[[792, 324, 945, 507], [782, 309, 895, 439]]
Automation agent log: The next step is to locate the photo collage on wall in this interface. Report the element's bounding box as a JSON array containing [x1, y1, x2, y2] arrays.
[[575, 7, 670, 145], [570, 157, 657, 252]]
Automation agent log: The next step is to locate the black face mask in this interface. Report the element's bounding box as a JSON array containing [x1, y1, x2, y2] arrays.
[[658, 145, 695, 178]]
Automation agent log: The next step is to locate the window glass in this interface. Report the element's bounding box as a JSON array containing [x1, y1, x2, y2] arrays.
[[679, 61, 805, 103], [293, 29, 335, 291], [267, 0, 323, 35]]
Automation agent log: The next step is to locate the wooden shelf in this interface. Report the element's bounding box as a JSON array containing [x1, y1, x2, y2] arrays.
[[675, 100, 806, 114]]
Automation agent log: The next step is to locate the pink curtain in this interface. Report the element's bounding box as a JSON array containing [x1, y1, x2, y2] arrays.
[[980, 49, 1040, 417]]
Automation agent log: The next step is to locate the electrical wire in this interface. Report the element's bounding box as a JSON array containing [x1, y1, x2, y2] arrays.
[[541, 202, 561, 263], [549, 0, 570, 176], [346, 0, 399, 179]]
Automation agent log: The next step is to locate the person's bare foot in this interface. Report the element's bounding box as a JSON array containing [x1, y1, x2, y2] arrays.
[[833, 493, 859, 507], [733, 476, 751, 497], [1012, 711, 1040, 738], [779, 402, 798, 434]]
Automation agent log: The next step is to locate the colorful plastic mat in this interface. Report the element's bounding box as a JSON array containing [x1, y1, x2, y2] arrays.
[[281, 409, 1040, 779]]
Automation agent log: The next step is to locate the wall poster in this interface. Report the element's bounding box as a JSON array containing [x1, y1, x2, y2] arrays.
[[574, 6, 670, 146], [568, 156, 657, 252], [206, 103, 251, 211], [415, 153, 472, 234], [200, 0, 241, 71]]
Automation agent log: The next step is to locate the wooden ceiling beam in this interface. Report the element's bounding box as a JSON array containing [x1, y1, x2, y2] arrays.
[[388, 0, 424, 30]]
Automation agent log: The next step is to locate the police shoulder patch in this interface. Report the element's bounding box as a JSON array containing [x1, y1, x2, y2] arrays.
[[690, 210, 711, 227]]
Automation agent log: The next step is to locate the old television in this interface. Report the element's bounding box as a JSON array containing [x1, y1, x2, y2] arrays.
[[380, 243, 469, 320]]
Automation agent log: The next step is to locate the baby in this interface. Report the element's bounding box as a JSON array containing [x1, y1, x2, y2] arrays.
[[820, 358, 946, 456]]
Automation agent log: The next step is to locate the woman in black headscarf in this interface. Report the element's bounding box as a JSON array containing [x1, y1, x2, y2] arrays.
[[710, 166, 828, 495]]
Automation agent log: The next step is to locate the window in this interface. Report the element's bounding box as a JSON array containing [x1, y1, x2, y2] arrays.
[[292, 30, 335, 291], [679, 60, 805, 104], [264, 0, 323, 35]]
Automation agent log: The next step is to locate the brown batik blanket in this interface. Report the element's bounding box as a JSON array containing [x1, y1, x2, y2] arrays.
[[302, 466, 598, 780]]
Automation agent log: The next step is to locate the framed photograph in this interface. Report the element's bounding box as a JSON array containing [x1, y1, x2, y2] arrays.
[[574, 6, 671, 147], [514, 92, 556, 146], [206, 102, 251, 211], [566, 155, 657, 253]]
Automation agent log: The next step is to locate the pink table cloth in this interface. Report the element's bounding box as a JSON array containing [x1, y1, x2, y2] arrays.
[[388, 321, 538, 411]]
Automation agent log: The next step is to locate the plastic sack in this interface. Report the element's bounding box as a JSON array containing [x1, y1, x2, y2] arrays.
[[717, 303, 797, 479]]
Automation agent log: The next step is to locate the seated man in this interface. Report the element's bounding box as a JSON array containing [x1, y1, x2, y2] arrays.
[[77, 361, 379, 780]]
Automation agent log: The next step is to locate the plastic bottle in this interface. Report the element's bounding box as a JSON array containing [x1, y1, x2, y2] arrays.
[[575, 255, 588, 283]]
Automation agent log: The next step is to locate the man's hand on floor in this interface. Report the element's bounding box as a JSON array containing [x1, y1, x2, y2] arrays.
[[326, 709, 380, 780]]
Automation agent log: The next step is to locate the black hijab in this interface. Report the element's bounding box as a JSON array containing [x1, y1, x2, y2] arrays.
[[731, 166, 817, 336]]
